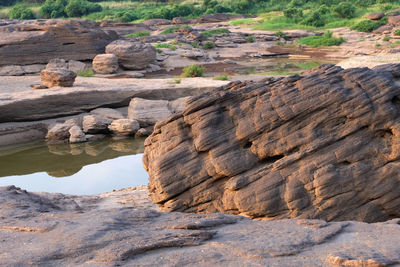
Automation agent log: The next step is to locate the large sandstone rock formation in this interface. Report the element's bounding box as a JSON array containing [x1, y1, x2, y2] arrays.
[[144, 64, 400, 223], [0, 19, 118, 66], [0, 186, 399, 266]]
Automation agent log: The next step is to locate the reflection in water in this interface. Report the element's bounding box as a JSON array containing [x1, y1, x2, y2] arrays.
[[0, 138, 148, 195]]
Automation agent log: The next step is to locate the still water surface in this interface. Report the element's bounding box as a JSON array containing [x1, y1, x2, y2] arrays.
[[0, 138, 148, 195]]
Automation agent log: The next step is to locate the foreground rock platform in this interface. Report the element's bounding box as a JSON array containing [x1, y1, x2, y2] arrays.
[[0, 77, 229, 122], [0, 185, 399, 266], [144, 64, 400, 222]]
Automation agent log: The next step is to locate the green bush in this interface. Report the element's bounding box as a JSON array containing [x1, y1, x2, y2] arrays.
[[65, 0, 101, 17], [213, 74, 230, 80], [332, 2, 356, 18], [40, 0, 67, 18], [154, 43, 177, 50], [202, 41, 215, 49], [350, 19, 386, 32], [318, 4, 330, 15], [246, 36, 255, 42], [394, 29, 400, 36], [298, 31, 345, 47], [190, 42, 199, 48], [202, 28, 230, 37], [275, 31, 289, 40], [9, 4, 35, 19], [181, 65, 206, 78], [301, 11, 325, 27], [284, 7, 303, 21], [383, 36, 391, 41]]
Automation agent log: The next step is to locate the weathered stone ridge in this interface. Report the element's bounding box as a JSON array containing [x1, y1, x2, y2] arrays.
[[144, 64, 400, 222], [0, 19, 118, 66]]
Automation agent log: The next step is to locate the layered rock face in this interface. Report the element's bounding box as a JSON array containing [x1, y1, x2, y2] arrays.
[[0, 19, 118, 66], [144, 64, 400, 223]]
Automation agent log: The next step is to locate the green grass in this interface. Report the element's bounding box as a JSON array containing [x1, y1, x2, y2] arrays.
[[154, 43, 177, 51], [77, 69, 95, 77], [295, 62, 323, 69], [394, 29, 400, 36], [246, 36, 255, 43], [167, 78, 181, 84], [181, 65, 205, 78], [297, 31, 345, 48], [202, 28, 230, 37], [229, 18, 256, 26], [161, 25, 192, 34], [202, 41, 215, 49], [213, 74, 230, 81], [124, 31, 150, 38], [350, 19, 387, 32], [383, 36, 391, 41]]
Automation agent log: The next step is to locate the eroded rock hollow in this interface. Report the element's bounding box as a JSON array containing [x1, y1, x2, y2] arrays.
[[144, 64, 400, 222]]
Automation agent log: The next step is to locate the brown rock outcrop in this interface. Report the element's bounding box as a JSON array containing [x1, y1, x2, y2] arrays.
[[40, 68, 76, 87], [0, 19, 118, 66], [366, 12, 385, 21], [92, 54, 119, 74], [144, 64, 400, 223]]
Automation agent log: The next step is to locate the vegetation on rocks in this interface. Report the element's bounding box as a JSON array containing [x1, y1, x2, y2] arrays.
[[350, 18, 387, 32], [161, 25, 192, 34], [298, 31, 345, 47], [202, 41, 215, 49], [181, 65, 205, 78], [9, 3, 35, 19], [77, 68, 94, 77], [124, 31, 150, 38], [154, 43, 177, 51], [202, 28, 230, 37]]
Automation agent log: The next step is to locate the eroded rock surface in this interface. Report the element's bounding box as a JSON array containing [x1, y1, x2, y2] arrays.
[[144, 64, 400, 222], [0, 19, 118, 66], [40, 68, 76, 88], [0, 186, 399, 266]]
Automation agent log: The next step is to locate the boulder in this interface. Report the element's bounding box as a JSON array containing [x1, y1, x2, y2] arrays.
[[144, 64, 400, 223], [0, 19, 118, 66], [108, 119, 140, 136], [68, 60, 88, 73], [181, 49, 205, 59], [92, 54, 119, 74], [388, 15, 400, 25], [46, 58, 68, 70], [90, 108, 124, 120], [82, 115, 113, 134], [135, 127, 152, 137], [366, 12, 385, 20], [0, 65, 25, 76], [46, 119, 77, 142], [128, 97, 190, 127], [105, 40, 156, 70], [69, 125, 86, 143], [40, 69, 76, 88]]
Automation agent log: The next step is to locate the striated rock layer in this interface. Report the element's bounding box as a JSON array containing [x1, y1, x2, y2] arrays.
[[0, 186, 399, 266], [0, 19, 118, 66], [144, 64, 400, 222]]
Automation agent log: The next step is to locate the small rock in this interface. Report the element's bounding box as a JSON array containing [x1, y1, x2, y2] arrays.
[[82, 115, 113, 134], [40, 68, 77, 88], [46, 58, 68, 70], [146, 64, 161, 72], [85, 134, 107, 142], [135, 127, 152, 137], [46, 120, 76, 142], [22, 64, 46, 74], [181, 49, 205, 59], [69, 125, 86, 143], [68, 60, 88, 73], [90, 108, 124, 120], [92, 54, 119, 74], [31, 84, 48, 90], [105, 40, 156, 70], [108, 119, 140, 136], [366, 12, 385, 21]]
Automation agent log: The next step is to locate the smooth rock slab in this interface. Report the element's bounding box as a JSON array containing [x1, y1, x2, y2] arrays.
[[0, 186, 399, 266], [144, 64, 400, 222], [41, 68, 76, 88]]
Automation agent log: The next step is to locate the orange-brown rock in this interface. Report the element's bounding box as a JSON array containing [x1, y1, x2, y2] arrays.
[[144, 64, 400, 223]]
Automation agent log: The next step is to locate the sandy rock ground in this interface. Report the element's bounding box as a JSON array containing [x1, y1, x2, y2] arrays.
[[0, 185, 399, 266]]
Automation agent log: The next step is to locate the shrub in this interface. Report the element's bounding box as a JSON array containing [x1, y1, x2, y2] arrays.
[[9, 4, 35, 19], [394, 29, 400, 36], [318, 5, 330, 15], [202, 28, 230, 37], [154, 43, 177, 50], [40, 0, 67, 18], [65, 0, 101, 17], [383, 36, 390, 41], [77, 68, 94, 77], [350, 19, 386, 32], [246, 36, 255, 43], [125, 31, 150, 38], [297, 31, 345, 47], [213, 74, 230, 81], [332, 2, 356, 18], [284, 7, 303, 21], [190, 42, 199, 48], [181, 65, 206, 78], [202, 41, 215, 49], [275, 31, 289, 40], [301, 11, 325, 27]]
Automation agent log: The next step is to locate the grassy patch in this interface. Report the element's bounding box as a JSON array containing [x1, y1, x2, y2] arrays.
[[161, 25, 192, 35], [154, 43, 177, 51], [298, 31, 345, 48], [181, 65, 205, 78], [167, 78, 181, 84], [202, 41, 215, 49], [124, 31, 150, 38], [77, 68, 94, 77], [383, 36, 391, 41], [394, 29, 400, 36], [295, 62, 323, 69], [213, 74, 230, 81], [246, 36, 255, 43], [350, 19, 386, 32], [202, 28, 230, 37], [229, 18, 256, 26]]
